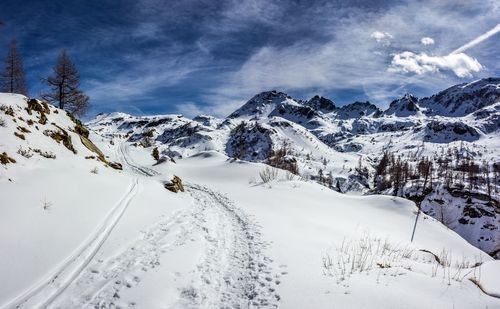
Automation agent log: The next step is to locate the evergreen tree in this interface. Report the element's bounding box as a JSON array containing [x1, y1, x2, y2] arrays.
[[42, 49, 89, 116], [1, 40, 27, 95]]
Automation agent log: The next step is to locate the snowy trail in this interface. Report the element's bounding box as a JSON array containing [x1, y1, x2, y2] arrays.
[[6, 142, 279, 308], [48, 184, 280, 308], [184, 184, 280, 308], [2, 178, 139, 309]]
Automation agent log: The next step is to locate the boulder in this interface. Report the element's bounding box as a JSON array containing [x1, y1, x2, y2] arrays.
[[164, 175, 184, 193], [108, 161, 123, 170]]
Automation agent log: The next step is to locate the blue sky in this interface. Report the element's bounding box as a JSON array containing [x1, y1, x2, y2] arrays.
[[1, 0, 499, 119]]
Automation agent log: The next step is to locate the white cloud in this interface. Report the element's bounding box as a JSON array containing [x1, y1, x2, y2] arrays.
[[388, 51, 482, 78], [196, 0, 499, 110], [421, 37, 435, 45], [370, 31, 393, 45]]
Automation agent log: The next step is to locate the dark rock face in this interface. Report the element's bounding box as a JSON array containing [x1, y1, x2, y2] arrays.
[[422, 121, 480, 143], [337, 101, 382, 119], [228, 90, 291, 119], [226, 122, 274, 161], [384, 93, 421, 117], [305, 95, 336, 113]]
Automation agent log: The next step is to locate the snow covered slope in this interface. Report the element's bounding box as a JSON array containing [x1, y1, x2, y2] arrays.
[[1, 77, 499, 308], [88, 77, 499, 259]]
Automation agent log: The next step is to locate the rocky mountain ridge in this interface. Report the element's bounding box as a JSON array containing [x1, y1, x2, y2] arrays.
[[88, 77, 500, 257]]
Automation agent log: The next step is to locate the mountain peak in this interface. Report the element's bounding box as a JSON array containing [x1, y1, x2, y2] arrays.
[[384, 93, 420, 117], [420, 76, 500, 117], [228, 90, 292, 119], [337, 101, 382, 119], [305, 95, 336, 113]]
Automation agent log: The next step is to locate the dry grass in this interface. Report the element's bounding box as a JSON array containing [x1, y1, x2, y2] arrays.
[[32, 148, 56, 159], [42, 198, 52, 211], [323, 234, 484, 288], [259, 166, 279, 183]]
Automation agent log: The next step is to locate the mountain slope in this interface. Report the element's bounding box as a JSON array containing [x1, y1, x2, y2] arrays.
[[1, 92, 500, 308], [88, 77, 499, 259]]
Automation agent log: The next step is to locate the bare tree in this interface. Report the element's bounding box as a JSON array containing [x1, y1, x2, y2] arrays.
[[42, 49, 89, 116], [1, 39, 27, 95]]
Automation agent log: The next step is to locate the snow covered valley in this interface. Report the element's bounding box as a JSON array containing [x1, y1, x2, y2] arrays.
[[1, 83, 500, 308]]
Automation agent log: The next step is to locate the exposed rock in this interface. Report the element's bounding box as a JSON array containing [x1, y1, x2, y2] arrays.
[[0, 152, 16, 164], [164, 175, 184, 193], [107, 161, 123, 170]]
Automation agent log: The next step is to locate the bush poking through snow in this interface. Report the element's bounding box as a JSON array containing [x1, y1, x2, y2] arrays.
[[32, 148, 56, 159], [17, 146, 33, 158], [41, 198, 52, 211], [0, 104, 15, 117], [259, 166, 279, 183], [0, 117, 5, 127], [284, 171, 298, 181], [90, 167, 99, 174], [323, 234, 484, 288]]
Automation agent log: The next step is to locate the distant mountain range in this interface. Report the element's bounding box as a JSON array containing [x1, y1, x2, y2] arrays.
[[89, 77, 499, 257]]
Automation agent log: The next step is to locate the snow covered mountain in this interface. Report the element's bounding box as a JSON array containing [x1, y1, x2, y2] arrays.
[[89, 77, 500, 259], [1, 78, 499, 308]]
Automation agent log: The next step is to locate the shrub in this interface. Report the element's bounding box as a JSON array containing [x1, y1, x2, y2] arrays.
[[0, 117, 5, 127], [90, 167, 99, 174], [32, 148, 56, 159], [0, 104, 15, 117], [41, 198, 52, 211], [259, 166, 279, 183], [17, 146, 33, 158], [267, 141, 299, 176]]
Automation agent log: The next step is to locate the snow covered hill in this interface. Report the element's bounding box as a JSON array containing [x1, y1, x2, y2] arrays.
[[89, 77, 499, 259], [1, 79, 499, 309]]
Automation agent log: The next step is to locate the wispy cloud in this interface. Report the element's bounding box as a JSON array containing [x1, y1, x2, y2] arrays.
[[3, 0, 499, 117], [371, 31, 393, 45], [451, 23, 500, 54]]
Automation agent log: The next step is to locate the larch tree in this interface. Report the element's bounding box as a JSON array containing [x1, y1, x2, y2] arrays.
[[1, 39, 28, 95], [42, 49, 89, 117]]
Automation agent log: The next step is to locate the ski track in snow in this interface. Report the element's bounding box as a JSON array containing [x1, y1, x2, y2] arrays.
[[9, 141, 279, 308], [50, 184, 280, 308], [2, 178, 139, 309], [117, 141, 159, 177], [4, 141, 279, 308], [50, 205, 198, 308]]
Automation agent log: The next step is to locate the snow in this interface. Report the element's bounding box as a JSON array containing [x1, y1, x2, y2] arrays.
[[480, 260, 500, 298], [1, 89, 500, 308]]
